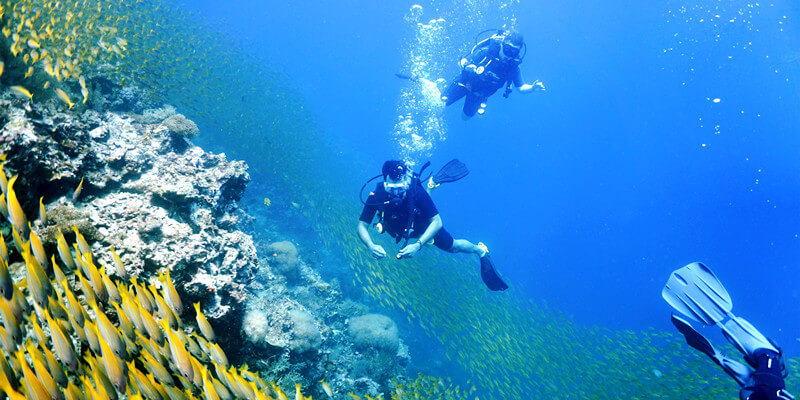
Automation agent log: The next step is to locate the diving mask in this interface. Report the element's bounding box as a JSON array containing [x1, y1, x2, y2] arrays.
[[384, 178, 410, 197], [501, 41, 521, 59]]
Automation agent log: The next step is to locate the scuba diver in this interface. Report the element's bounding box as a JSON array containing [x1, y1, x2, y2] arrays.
[[663, 262, 794, 400], [357, 159, 508, 291], [441, 28, 545, 118]]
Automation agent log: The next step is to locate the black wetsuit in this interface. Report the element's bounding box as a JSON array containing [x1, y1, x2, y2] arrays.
[[442, 40, 522, 117], [359, 182, 454, 250]]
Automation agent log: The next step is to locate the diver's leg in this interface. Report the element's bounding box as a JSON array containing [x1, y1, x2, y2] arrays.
[[449, 239, 486, 257], [462, 94, 483, 118], [441, 76, 467, 106], [433, 229, 485, 257]]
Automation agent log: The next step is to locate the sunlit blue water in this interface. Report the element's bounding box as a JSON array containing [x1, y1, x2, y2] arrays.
[[182, 0, 800, 359]]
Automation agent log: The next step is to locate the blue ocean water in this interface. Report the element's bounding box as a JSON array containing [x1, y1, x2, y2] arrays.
[[182, 0, 800, 360]]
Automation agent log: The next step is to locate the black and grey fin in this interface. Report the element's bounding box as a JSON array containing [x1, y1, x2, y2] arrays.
[[671, 313, 751, 385], [480, 255, 508, 291], [663, 262, 779, 359]]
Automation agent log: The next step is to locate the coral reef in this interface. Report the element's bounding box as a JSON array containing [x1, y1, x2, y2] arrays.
[[0, 95, 255, 324], [163, 113, 199, 139]]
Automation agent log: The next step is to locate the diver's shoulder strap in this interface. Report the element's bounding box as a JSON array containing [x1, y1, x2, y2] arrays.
[[397, 182, 420, 248]]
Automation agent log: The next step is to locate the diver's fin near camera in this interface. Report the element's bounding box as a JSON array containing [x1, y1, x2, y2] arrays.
[[670, 313, 752, 385], [662, 262, 731, 326]]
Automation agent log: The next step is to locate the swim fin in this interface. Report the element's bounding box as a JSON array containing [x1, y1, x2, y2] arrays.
[[671, 313, 717, 359], [428, 159, 469, 190], [395, 73, 419, 82], [671, 313, 751, 385], [480, 255, 508, 291], [662, 262, 732, 326], [663, 262, 778, 359]]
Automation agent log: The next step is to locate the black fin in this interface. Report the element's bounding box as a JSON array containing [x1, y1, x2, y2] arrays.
[[671, 313, 717, 359], [395, 73, 418, 82], [480, 255, 508, 291], [433, 159, 469, 185]]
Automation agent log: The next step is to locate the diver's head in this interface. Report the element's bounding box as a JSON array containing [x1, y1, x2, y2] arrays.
[[500, 29, 524, 60], [382, 160, 412, 199]]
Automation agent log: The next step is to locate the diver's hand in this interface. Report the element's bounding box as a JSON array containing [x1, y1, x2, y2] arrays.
[[369, 244, 387, 259], [396, 241, 422, 259], [518, 80, 545, 94]]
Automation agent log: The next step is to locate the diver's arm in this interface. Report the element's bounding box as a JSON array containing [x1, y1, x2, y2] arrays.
[[358, 221, 386, 259], [417, 214, 442, 244], [397, 214, 442, 259], [512, 68, 545, 93]]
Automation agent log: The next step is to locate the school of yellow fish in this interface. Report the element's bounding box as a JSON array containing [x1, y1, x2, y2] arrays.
[[0, 162, 327, 400], [0, 0, 133, 107], [388, 374, 475, 400]]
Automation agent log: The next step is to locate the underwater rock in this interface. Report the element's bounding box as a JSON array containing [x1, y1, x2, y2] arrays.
[[242, 298, 322, 354], [242, 309, 271, 345], [348, 313, 400, 354], [267, 240, 300, 280], [288, 309, 323, 353]]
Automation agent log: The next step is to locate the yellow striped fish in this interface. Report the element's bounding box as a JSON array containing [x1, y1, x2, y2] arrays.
[[6, 175, 27, 236], [9, 86, 33, 100], [55, 88, 74, 109], [194, 302, 215, 342]]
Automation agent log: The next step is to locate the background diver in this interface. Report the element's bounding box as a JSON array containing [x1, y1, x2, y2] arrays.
[[442, 28, 545, 118], [663, 262, 794, 400], [357, 159, 508, 291]]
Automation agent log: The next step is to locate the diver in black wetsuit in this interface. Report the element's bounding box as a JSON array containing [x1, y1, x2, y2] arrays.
[[441, 29, 545, 118], [663, 263, 795, 400], [356, 160, 508, 291]]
